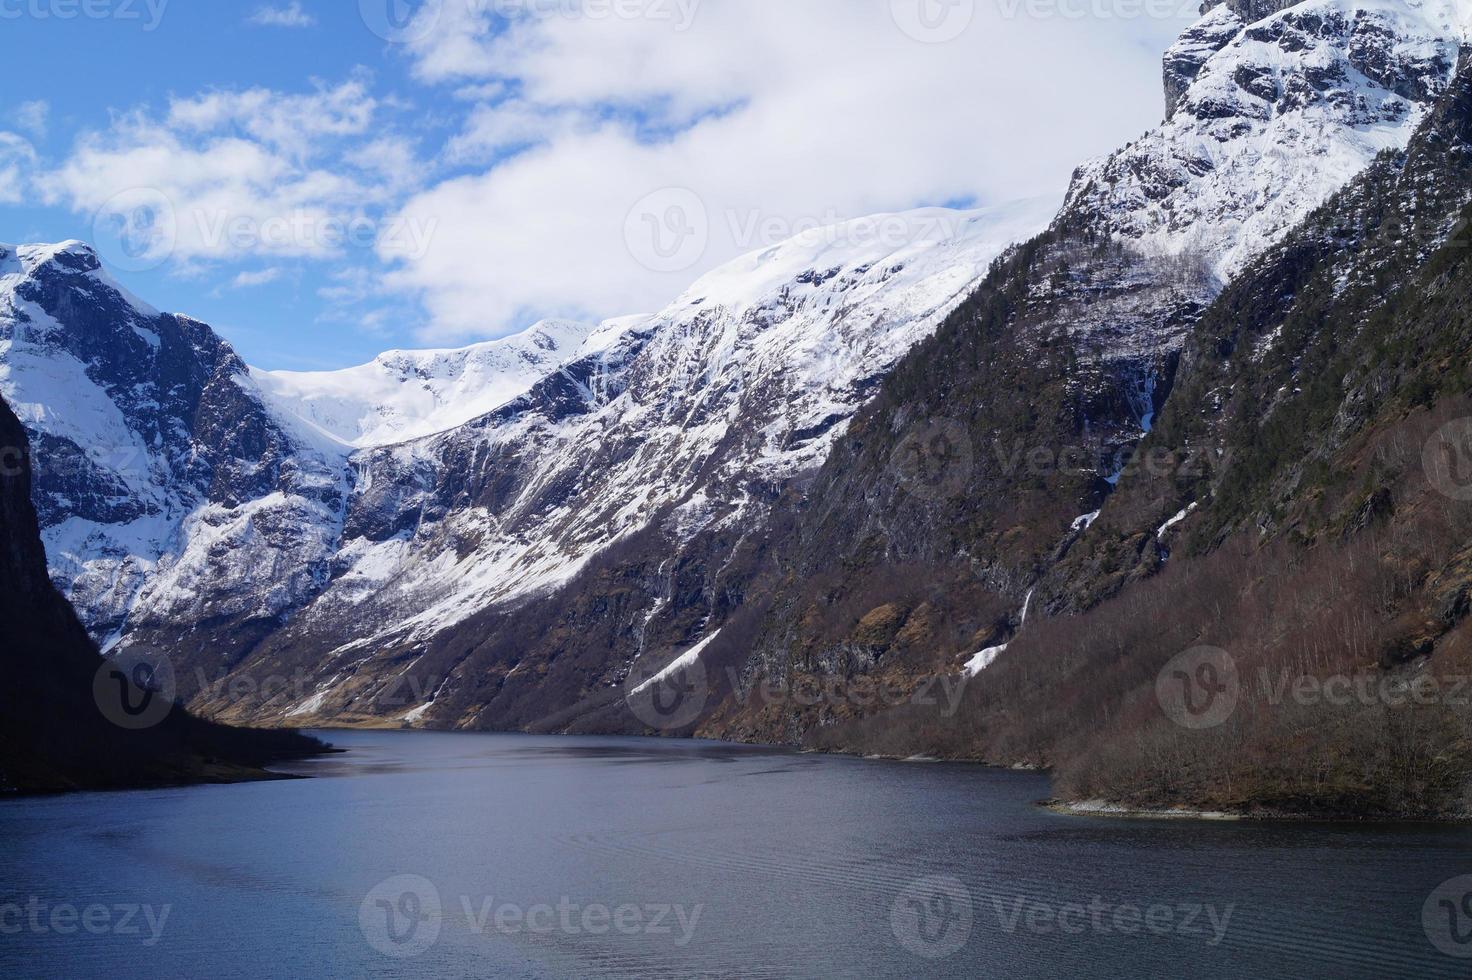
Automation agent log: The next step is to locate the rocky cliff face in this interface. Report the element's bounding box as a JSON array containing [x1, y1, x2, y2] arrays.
[[801, 47, 1472, 820], [0, 392, 323, 793], [697, 0, 1468, 743], [0, 241, 348, 658], [1076, 0, 1463, 282]]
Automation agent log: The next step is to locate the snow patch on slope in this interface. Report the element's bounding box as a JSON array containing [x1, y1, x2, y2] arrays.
[[631, 630, 723, 695]]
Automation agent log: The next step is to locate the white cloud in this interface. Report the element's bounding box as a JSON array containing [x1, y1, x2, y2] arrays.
[[0, 133, 37, 205], [382, 0, 1196, 342], [248, 2, 315, 28], [43, 79, 418, 267], [11, 101, 49, 140], [230, 268, 284, 288], [167, 77, 377, 158]]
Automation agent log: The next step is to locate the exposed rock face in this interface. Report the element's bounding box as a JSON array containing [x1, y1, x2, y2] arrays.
[[0, 242, 348, 655], [1203, 0, 1301, 22], [1165, 6, 1244, 120], [797, 48, 1472, 821], [0, 393, 323, 793], [1074, 0, 1462, 283]]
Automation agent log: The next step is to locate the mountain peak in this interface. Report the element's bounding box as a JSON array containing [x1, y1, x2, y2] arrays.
[[1070, 0, 1464, 284], [10, 241, 102, 276]]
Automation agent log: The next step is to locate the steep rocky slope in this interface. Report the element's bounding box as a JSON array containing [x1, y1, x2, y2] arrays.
[[788, 43, 1472, 819], [0, 394, 324, 793], [0, 241, 350, 662], [191, 2, 1471, 735], [697, 0, 1468, 745]]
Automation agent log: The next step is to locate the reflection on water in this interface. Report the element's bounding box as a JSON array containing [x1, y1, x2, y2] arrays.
[[1, 730, 1467, 978]]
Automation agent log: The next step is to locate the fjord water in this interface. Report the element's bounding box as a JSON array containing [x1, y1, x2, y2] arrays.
[[1, 732, 1465, 978]]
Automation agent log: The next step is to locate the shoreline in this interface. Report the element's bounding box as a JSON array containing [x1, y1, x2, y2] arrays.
[[204, 723, 1472, 825]]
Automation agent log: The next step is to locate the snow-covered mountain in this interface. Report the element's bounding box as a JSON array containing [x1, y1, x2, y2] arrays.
[[5, 0, 1467, 734], [0, 199, 1055, 723], [211, 199, 1059, 725], [1068, 0, 1466, 282], [0, 241, 348, 648]]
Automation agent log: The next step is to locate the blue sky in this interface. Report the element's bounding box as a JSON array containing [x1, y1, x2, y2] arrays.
[[0, 1, 1194, 370]]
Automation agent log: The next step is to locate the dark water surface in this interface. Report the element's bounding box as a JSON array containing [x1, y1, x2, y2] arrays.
[[2, 731, 1469, 978]]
